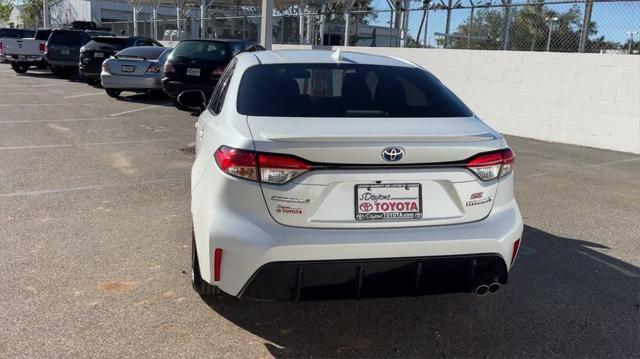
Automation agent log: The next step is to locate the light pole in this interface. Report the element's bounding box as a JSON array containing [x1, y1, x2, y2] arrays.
[[626, 31, 638, 54], [545, 16, 559, 52], [42, 0, 50, 28]]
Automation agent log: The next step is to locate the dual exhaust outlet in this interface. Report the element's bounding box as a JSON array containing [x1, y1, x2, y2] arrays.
[[475, 282, 501, 296]]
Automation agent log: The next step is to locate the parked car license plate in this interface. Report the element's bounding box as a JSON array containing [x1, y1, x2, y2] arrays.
[[121, 65, 135, 72], [355, 183, 422, 221], [94, 52, 104, 58], [186, 68, 201, 76], [61, 49, 70, 55]]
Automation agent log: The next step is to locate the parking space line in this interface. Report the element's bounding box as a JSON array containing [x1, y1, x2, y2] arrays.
[[0, 138, 181, 151], [0, 114, 176, 123], [63, 93, 104, 99], [578, 251, 640, 277], [0, 103, 97, 107], [0, 178, 184, 198], [109, 105, 161, 117]]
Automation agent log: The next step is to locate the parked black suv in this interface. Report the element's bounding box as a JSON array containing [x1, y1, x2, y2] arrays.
[[162, 39, 263, 110], [44, 29, 114, 78], [79, 36, 162, 85]]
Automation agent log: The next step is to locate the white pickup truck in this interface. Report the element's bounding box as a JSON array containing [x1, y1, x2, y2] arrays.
[[1, 28, 51, 73]]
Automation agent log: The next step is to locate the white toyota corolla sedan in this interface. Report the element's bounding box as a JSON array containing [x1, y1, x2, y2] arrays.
[[184, 49, 523, 301]]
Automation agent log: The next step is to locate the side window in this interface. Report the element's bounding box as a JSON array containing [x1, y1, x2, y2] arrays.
[[209, 59, 237, 115]]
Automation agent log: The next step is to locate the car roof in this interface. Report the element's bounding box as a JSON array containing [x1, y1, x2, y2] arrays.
[[252, 50, 417, 68], [180, 39, 256, 44]]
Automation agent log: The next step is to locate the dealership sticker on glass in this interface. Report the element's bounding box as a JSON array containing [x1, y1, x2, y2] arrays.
[[355, 183, 422, 221]]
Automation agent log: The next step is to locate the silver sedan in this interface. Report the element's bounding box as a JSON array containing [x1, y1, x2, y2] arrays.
[[100, 46, 172, 98]]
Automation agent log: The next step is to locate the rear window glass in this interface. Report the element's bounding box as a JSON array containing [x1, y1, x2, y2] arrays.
[[86, 37, 127, 50], [172, 41, 228, 61], [0, 29, 34, 38], [116, 46, 168, 60], [237, 64, 472, 118], [35, 29, 51, 40], [48, 31, 83, 46]]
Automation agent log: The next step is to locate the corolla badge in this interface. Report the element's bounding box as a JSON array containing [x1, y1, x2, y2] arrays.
[[381, 146, 405, 162]]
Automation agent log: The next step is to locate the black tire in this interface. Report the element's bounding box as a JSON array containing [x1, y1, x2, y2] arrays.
[[105, 89, 121, 98], [172, 97, 191, 112], [86, 78, 101, 86], [192, 229, 219, 297], [11, 62, 29, 74], [52, 66, 73, 79]]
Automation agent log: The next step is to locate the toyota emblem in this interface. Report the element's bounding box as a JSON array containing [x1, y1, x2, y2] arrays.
[[381, 146, 405, 162]]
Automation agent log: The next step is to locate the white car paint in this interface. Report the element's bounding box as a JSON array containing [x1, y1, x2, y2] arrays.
[[191, 50, 524, 300]]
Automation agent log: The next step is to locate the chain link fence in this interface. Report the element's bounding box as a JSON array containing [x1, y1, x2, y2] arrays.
[[101, 0, 640, 54]]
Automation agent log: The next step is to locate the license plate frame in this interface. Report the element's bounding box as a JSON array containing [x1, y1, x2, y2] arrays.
[[121, 65, 135, 73], [94, 52, 104, 58], [186, 67, 201, 76], [60, 49, 70, 55], [354, 183, 423, 221]]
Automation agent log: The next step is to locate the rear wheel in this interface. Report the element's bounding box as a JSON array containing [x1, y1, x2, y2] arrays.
[[191, 229, 219, 297], [52, 66, 74, 79], [105, 89, 121, 98], [11, 62, 29, 74], [86, 77, 101, 86]]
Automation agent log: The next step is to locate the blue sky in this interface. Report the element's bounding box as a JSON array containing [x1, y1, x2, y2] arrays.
[[367, 0, 640, 45]]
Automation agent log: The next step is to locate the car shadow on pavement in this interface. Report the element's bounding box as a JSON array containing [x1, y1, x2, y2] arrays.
[[14, 70, 58, 79], [203, 225, 640, 358]]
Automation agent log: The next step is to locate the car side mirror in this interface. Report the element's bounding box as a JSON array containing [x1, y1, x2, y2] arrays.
[[177, 90, 206, 110]]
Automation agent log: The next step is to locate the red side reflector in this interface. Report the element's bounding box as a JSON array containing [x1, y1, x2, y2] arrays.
[[213, 248, 223, 281], [511, 238, 521, 267]]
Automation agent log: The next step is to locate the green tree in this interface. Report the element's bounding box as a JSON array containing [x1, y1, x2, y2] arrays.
[[0, 0, 13, 24], [450, 8, 503, 50], [18, 0, 42, 28]]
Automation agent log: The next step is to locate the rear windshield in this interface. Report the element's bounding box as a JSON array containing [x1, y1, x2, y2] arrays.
[[35, 29, 51, 40], [0, 29, 34, 38], [48, 31, 84, 46], [237, 64, 472, 118], [86, 37, 128, 50], [116, 46, 168, 60], [172, 41, 229, 61]]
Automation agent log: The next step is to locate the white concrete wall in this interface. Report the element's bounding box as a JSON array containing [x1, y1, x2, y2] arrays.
[[274, 45, 640, 154]]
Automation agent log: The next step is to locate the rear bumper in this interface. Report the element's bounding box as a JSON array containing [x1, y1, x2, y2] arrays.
[[101, 72, 162, 90], [241, 254, 508, 301], [45, 57, 78, 68], [161, 78, 216, 99], [79, 65, 100, 78], [4, 54, 44, 63], [192, 172, 523, 299]]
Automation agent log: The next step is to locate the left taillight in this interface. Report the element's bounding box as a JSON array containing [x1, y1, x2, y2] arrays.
[[101, 61, 110, 73], [211, 66, 225, 77], [146, 65, 160, 73], [214, 146, 311, 184], [466, 148, 515, 181]]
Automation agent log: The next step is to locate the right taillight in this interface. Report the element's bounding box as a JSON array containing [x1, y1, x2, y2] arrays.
[[214, 146, 311, 184], [163, 61, 174, 74], [39, 43, 45, 53], [466, 148, 515, 181]]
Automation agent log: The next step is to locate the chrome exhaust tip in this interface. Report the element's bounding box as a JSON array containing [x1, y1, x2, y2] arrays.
[[488, 283, 501, 294], [475, 284, 489, 296]]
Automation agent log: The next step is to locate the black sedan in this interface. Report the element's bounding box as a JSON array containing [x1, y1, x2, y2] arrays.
[[80, 36, 162, 85], [161, 39, 263, 110]]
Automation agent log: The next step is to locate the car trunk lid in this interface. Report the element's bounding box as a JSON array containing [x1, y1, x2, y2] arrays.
[[247, 116, 502, 229]]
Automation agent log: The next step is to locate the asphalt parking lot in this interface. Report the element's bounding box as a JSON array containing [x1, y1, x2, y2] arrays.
[[0, 63, 638, 359]]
